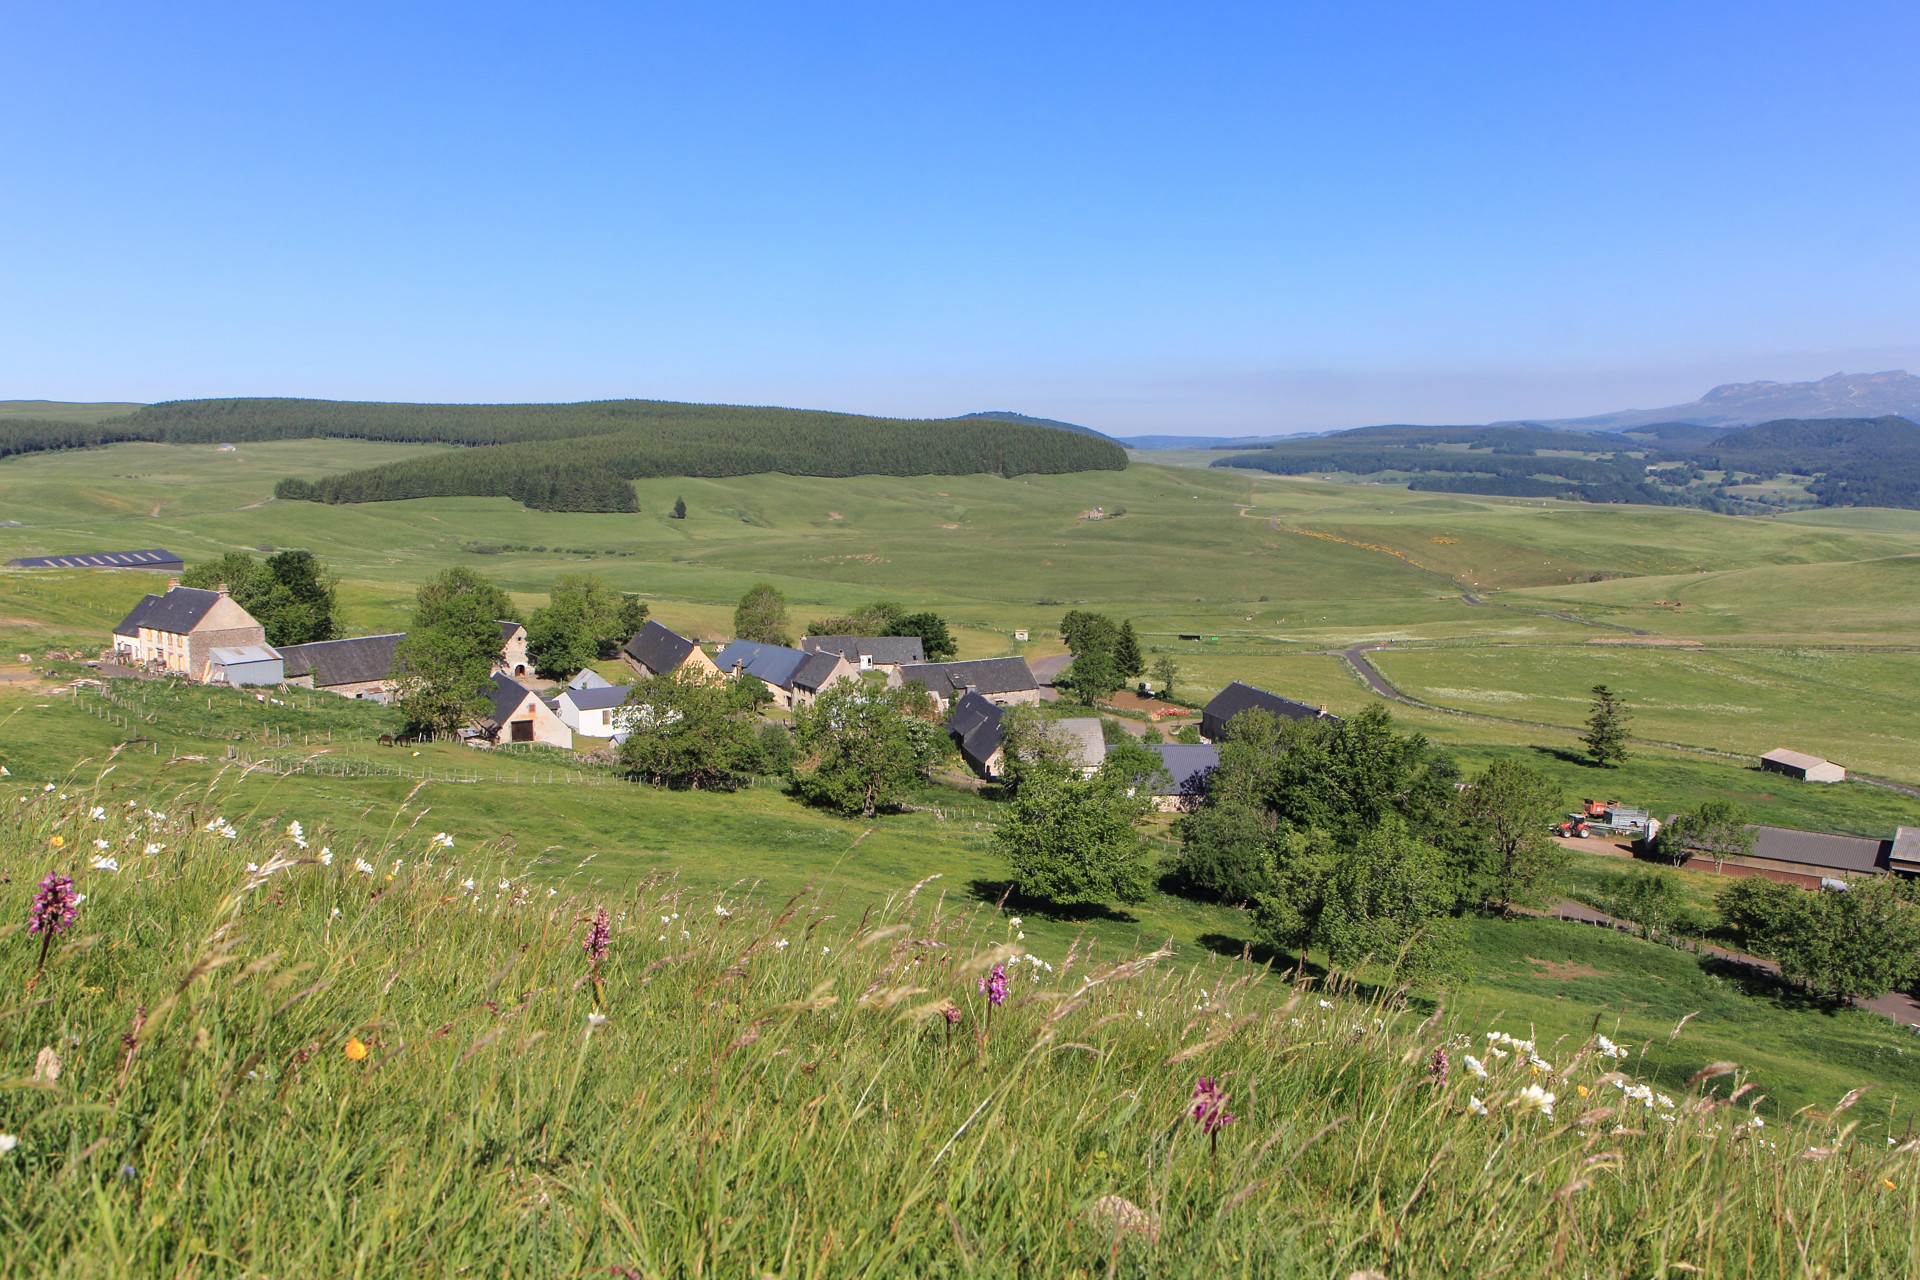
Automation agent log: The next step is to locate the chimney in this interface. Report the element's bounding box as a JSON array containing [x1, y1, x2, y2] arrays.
[[167, 577, 180, 590], [216, 582, 231, 597], [732, 660, 744, 677], [1319, 704, 1328, 716]]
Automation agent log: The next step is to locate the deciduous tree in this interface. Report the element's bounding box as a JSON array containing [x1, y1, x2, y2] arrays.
[[734, 583, 792, 646], [614, 667, 754, 788], [792, 680, 939, 816], [1459, 759, 1564, 911], [993, 762, 1154, 908], [392, 568, 514, 737]]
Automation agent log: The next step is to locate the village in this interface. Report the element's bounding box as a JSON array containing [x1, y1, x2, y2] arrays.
[[67, 549, 1920, 899]]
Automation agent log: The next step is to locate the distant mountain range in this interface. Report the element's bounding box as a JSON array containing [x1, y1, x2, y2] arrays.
[[1119, 370, 1920, 449], [1510, 370, 1920, 433]]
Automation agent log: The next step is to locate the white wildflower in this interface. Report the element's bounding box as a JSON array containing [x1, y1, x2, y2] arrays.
[[246, 862, 259, 873], [714, 905, 732, 918], [462, 878, 477, 891], [93, 839, 110, 851], [0, 1134, 16, 1154], [431, 832, 454, 849], [90, 856, 119, 872], [355, 859, 375, 875], [144, 842, 164, 856], [586, 1012, 608, 1029], [1596, 1034, 1627, 1059], [319, 849, 332, 865], [498, 878, 512, 891], [1469, 1096, 1488, 1116], [331, 907, 341, 917], [775, 938, 789, 950], [1009, 917, 1022, 927], [42, 783, 54, 792], [1318, 999, 1333, 1009], [89, 806, 107, 821], [1464, 1054, 1488, 1078], [286, 820, 306, 848], [1515, 1084, 1555, 1117]]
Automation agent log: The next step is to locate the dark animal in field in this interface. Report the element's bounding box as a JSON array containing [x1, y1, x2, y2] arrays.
[[378, 734, 396, 747]]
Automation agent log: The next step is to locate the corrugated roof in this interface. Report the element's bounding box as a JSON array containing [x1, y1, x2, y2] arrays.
[[209, 645, 280, 665], [111, 586, 224, 638], [1761, 747, 1837, 771], [802, 635, 926, 666], [897, 657, 1038, 699], [1747, 826, 1890, 875], [624, 620, 698, 674], [7, 548, 182, 570], [278, 633, 404, 687]]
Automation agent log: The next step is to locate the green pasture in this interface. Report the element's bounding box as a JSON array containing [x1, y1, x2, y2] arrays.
[[1371, 643, 1920, 783]]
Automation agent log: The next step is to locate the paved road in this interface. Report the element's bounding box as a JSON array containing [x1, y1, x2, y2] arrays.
[[1336, 645, 1410, 702], [1027, 653, 1073, 685]]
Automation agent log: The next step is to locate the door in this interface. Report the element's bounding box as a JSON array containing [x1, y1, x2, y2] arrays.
[[511, 719, 534, 743]]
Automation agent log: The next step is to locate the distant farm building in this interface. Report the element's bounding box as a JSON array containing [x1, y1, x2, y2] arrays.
[[473, 674, 572, 748], [497, 622, 531, 679], [112, 584, 267, 681], [279, 633, 404, 701], [555, 682, 634, 738], [946, 691, 1006, 778], [1144, 743, 1219, 812], [800, 635, 925, 676], [894, 657, 1040, 711], [8, 548, 183, 572], [1666, 822, 1895, 889], [1200, 681, 1335, 743], [1760, 748, 1846, 783], [712, 639, 856, 710], [207, 645, 283, 687], [622, 621, 721, 681]]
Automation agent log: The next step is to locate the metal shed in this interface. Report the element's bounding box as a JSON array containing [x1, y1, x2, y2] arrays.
[[207, 645, 283, 687], [1759, 748, 1846, 784]]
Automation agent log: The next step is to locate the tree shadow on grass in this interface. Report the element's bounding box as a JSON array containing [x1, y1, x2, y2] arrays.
[[1697, 954, 1847, 1015], [1528, 744, 1604, 769], [964, 878, 1141, 925]]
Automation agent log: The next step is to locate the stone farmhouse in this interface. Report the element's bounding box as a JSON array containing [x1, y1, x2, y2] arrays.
[[712, 639, 856, 710], [475, 674, 573, 748], [498, 622, 532, 679], [622, 620, 721, 681], [111, 583, 267, 681], [279, 633, 405, 702], [799, 635, 925, 677], [893, 657, 1039, 712]]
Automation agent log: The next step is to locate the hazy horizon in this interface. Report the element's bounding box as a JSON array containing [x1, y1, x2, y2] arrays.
[[5, 4, 1917, 436]]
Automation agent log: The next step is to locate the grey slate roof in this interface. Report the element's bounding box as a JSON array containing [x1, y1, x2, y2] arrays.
[[897, 657, 1038, 701], [568, 669, 612, 690], [1201, 681, 1333, 741], [8, 548, 183, 571], [791, 652, 845, 692], [714, 639, 811, 689], [563, 684, 632, 712], [278, 633, 404, 687], [112, 586, 225, 638], [1050, 717, 1107, 770], [802, 635, 925, 666], [624, 620, 698, 674], [1892, 827, 1920, 873], [1147, 743, 1220, 795], [487, 674, 536, 726], [1746, 826, 1891, 876], [946, 691, 1004, 775]]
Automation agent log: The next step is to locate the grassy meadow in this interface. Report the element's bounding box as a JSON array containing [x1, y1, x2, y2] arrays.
[[6, 784, 1920, 1277], [4, 439, 1920, 1269]]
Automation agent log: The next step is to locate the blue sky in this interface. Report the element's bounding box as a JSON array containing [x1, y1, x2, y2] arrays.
[[4, 2, 1917, 434]]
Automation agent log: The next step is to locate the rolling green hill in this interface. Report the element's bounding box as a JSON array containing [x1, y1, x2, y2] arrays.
[[0, 397, 1126, 512]]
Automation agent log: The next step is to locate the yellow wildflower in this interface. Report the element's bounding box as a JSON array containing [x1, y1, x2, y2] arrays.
[[1882, 1178, 1898, 1191], [49, 835, 64, 848], [1577, 1085, 1589, 1098], [344, 1038, 368, 1061]]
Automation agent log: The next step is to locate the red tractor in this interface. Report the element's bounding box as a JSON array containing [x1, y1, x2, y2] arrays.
[[1553, 814, 1590, 838]]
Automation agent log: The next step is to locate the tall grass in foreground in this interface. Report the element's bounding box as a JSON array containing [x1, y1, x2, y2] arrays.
[[0, 766, 1917, 1277]]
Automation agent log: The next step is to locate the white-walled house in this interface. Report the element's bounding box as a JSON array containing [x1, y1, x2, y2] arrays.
[[555, 682, 633, 738]]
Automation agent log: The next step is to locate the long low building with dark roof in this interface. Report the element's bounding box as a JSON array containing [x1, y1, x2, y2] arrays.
[[279, 633, 405, 701], [801, 635, 925, 674], [1200, 681, 1336, 742], [893, 657, 1039, 710], [622, 620, 721, 681], [8, 548, 183, 572], [713, 639, 856, 710]]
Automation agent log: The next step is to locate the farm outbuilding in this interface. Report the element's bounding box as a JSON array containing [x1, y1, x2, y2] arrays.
[[1760, 748, 1846, 783], [207, 645, 283, 687], [1200, 681, 1336, 743], [7, 548, 184, 572]]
